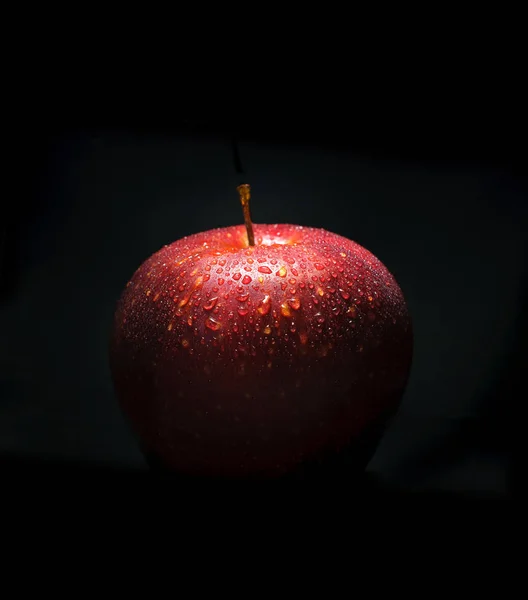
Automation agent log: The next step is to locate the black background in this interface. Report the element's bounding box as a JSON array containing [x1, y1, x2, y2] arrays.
[[1, 109, 524, 504]]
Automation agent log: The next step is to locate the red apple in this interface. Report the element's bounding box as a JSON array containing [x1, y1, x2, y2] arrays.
[[109, 186, 412, 479]]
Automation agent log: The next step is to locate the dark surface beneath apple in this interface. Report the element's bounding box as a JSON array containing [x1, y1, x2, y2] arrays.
[[0, 127, 523, 498]]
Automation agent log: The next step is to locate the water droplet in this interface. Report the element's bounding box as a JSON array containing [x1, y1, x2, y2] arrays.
[[233, 272, 241, 281], [315, 313, 325, 324], [288, 297, 301, 310], [219, 259, 226, 266], [263, 325, 271, 334], [332, 306, 341, 316], [317, 287, 325, 297], [340, 289, 350, 300], [258, 276, 264, 284], [187, 316, 193, 326], [347, 305, 358, 317], [276, 266, 287, 277], [167, 323, 173, 331], [281, 302, 292, 317], [257, 295, 271, 315], [203, 273, 210, 282], [205, 317, 222, 331], [368, 295, 373, 302], [247, 258, 254, 264], [299, 332, 308, 345], [146, 289, 151, 296], [236, 293, 249, 302], [203, 297, 218, 311], [178, 293, 191, 308], [314, 263, 324, 270], [291, 268, 298, 276], [258, 266, 272, 274], [238, 308, 249, 317], [181, 338, 190, 348], [270, 259, 278, 265], [218, 278, 225, 285], [242, 275, 252, 284], [340, 252, 346, 258], [327, 287, 336, 294], [244, 266, 251, 271]]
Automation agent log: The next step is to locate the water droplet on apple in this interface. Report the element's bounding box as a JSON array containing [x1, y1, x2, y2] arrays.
[[236, 293, 249, 302], [218, 278, 225, 285], [205, 317, 222, 331], [242, 275, 252, 284], [257, 295, 271, 315], [281, 302, 292, 317], [276, 266, 287, 277], [233, 273, 241, 281], [181, 338, 190, 348], [315, 313, 325, 324], [314, 263, 324, 270], [203, 297, 218, 311], [238, 308, 249, 317], [288, 297, 301, 310], [340, 289, 350, 300], [258, 266, 272, 274]]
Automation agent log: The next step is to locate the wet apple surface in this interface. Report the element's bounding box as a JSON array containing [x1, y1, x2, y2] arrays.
[[109, 216, 413, 478]]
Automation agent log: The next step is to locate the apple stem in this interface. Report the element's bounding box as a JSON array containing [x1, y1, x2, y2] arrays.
[[237, 184, 255, 247]]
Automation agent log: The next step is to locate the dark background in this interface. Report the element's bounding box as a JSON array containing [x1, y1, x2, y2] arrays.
[[1, 115, 524, 498]]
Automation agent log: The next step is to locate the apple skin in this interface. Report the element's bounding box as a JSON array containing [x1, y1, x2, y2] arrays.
[[109, 223, 412, 479]]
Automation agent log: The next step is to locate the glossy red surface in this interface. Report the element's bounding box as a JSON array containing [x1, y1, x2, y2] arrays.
[[109, 223, 413, 478]]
